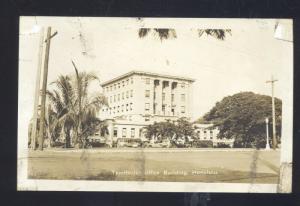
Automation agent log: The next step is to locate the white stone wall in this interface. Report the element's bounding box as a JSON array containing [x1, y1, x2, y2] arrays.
[[100, 72, 194, 123]]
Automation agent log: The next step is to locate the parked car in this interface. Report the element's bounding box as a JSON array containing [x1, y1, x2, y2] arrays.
[[127, 139, 142, 148], [116, 138, 142, 148], [145, 139, 171, 148], [87, 133, 106, 148], [170, 138, 185, 148]]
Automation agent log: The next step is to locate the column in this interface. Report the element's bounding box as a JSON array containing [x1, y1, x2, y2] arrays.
[[164, 81, 172, 116], [171, 82, 177, 116], [154, 79, 162, 115]]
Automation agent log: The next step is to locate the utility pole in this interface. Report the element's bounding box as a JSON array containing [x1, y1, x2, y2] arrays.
[[38, 27, 57, 150], [265, 118, 270, 150], [266, 75, 278, 149], [31, 27, 44, 150]]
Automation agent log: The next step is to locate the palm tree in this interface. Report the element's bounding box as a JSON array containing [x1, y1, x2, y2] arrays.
[[138, 28, 231, 41], [46, 61, 108, 148]]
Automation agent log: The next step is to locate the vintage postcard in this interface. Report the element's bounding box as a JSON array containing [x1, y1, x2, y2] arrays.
[[17, 17, 293, 192]]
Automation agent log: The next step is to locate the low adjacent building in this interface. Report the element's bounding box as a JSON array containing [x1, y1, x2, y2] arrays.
[[193, 124, 234, 148]]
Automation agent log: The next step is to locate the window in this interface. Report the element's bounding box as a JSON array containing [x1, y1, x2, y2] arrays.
[[126, 104, 129, 111], [130, 90, 133, 97], [114, 95, 116, 102], [121, 105, 124, 112], [118, 94, 120, 101], [126, 79, 129, 85], [162, 93, 165, 101], [126, 91, 129, 98], [204, 131, 207, 139], [131, 128, 135, 138], [131, 78, 133, 84], [181, 106, 185, 113], [145, 78, 150, 84], [171, 108, 175, 115], [145, 90, 150, 98], [122, 92, 124, 99], [117, 106, 120, 113], [113, 127, 118, 137], [145, 103, 150, 111], [210, 131, 213, 139], [110, 96, 112, 103], [162, 105, 165, 113], [181, 94, 185, 101], [171, 94, 174, 102], [118, 83, 120, 88], [181, 83, 185, 88], [130, 103, 133, 111], [122, 81, 125, 87], [114, 84, 116, 90], [122, 128, 127, 138]]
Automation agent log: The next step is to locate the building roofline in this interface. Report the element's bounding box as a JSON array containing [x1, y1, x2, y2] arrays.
[[100, 70, 195, 86]]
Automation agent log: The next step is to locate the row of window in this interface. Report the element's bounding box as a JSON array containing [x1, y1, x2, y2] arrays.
[[113, 127, 137, 138], [105, 78, 134, 92], [103, 103, 133, 114], [197, 130, 214, 140], [146, 90, 186, 101], [145, 103, 185, 113], [110, 90, 133, 103]]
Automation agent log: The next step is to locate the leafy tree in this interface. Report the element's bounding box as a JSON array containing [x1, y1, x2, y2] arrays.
[[174, 117, 195, 140], [203, 92, 282, 148], [144, 118, 194, 141], [144, 121, 176, 141]]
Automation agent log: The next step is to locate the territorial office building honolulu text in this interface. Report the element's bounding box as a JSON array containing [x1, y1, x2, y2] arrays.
[[100, 70, 195, 140]]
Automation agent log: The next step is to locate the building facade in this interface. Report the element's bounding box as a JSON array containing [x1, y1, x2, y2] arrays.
[[193, 124, 234, 147], [100, 71, 195, 140]]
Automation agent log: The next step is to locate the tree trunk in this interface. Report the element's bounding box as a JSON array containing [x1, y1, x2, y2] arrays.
[[65, 130, 71, 148]]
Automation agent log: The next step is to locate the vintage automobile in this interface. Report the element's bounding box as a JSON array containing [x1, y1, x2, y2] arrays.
[[170, 137, 185, 148], [116, 138, 142, 148], [86, 133, 106, 148], [144, 139, 171, 148]]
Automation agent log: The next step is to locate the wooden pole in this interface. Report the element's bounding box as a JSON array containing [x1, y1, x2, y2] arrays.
[[38, 27, 52, 150], [266, 75, 278, 149], [31, 27, 44, 150]]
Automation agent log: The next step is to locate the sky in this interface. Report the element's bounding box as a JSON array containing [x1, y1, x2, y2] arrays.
[[19, 17, 293, 124]]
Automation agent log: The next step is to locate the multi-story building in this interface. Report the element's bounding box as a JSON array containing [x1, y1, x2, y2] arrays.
[[99, 70, 195, 140]]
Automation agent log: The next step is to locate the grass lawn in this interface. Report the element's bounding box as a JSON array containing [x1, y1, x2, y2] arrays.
[[28, 148, 280, 183]]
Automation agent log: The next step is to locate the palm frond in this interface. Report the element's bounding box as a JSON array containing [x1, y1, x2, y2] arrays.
[[138, 28, 151, 38], [198, 29, 231, 40], [154, 28, 177, 41]]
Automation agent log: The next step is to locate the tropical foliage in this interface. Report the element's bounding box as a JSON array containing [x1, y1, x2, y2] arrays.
[[144, 118, 195, 141], [45, 61, 107, 148], [203, 92, 282, 148], [138, 28, 231, 41]]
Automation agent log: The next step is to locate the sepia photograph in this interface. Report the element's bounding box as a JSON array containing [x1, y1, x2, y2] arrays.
[[17, 17, 293, 193]]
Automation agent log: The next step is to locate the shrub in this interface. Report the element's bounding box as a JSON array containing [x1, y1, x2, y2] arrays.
[[215, 143, 231, 148], [193, 140, 213, 148]]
